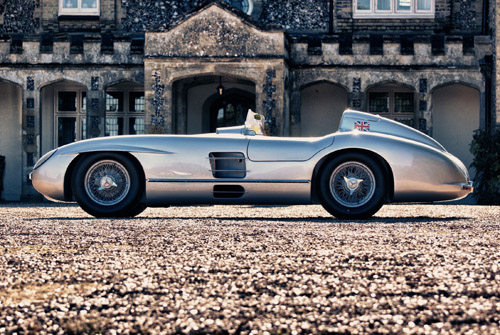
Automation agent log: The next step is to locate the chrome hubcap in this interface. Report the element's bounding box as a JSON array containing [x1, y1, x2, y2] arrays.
[[84, 160, 130, 206], [344, 176, 364, 195], [330, 161, 376, 208], [99, 176, 117, 191]]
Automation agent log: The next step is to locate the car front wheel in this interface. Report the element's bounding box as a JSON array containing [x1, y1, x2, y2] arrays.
[[319, 153, 386, 220], [72, 153, 145, 217]]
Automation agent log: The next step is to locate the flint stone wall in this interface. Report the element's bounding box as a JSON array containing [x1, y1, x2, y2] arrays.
[[0, 0, 36, 34], [0, 0, 488, 35], [121, 0, 328, 32]]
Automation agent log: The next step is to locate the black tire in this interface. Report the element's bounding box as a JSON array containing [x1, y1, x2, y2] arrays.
[[319, 153, 386, 220], [127, 203, 148, 217], [72, 153, 146, 217]]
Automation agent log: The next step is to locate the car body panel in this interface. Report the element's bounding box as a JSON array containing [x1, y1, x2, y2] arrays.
[[30, 153, 77, 202], [247, 136, 334, 161], [31, 110, 473, 211], [339, 110, 446, 151]]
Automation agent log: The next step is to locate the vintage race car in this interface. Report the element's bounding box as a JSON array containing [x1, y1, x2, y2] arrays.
[[31, 110, 473, 219]]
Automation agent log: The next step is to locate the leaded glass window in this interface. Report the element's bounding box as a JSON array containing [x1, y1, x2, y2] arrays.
[[225, 0, 253, 14], [55, 90, 86, 146], [368, 85, 416, 127], [105, 88, 145, 136], [59, 0, 99, 15], [354, 0, 433, 17]]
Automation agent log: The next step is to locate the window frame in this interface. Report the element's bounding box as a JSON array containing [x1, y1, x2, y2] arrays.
[[54, 89, 87, 146], [225, 0, 254, 15], [367, 84, 416, 128], [105, 88, 145, 136], [353, 0, 434, 18], [59, 0, 100, 16]]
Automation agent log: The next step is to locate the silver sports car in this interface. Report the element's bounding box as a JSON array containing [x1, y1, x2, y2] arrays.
[[31, 110, 473, 219]]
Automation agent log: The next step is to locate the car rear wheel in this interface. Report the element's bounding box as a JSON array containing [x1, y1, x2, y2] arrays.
[[319, 153, 386, 219], [72, 153, 146, 217]]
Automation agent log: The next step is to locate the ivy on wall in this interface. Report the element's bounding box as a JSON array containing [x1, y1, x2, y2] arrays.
[[470, 129, 500, 205]]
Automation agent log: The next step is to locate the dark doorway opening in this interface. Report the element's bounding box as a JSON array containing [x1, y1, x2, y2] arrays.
[[209, 92, 255, 132]]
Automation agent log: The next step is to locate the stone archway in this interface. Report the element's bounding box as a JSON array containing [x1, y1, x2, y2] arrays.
[[0, 80, 22, 201], [208, 90, 256, 132], [173, 75, 256, 134], [432, 84, 480, 172], [300, 82, 348, 136], [145, 2, 287, 135], [40, 80, 87, 154]]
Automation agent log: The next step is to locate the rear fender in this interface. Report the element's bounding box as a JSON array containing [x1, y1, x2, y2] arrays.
[[311, 148, 394, 204]]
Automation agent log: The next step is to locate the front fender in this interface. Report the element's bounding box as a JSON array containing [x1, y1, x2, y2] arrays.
[[31, 153, 78, 202], [330, 132, 471, 202]]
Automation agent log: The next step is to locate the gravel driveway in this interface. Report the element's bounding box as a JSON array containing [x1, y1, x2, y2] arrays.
[[0, 203, 499, 334]]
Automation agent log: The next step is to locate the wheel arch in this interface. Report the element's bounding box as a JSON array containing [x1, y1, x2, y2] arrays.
[[63, 151, 146, 202], [311, 148, 394, 204]]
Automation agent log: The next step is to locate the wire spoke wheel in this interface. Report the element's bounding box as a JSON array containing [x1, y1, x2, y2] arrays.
[[330, 161, 376, 208], [84, 160, 131, 206], [319, 153, 386, 219], [73, 153, 146, 217]]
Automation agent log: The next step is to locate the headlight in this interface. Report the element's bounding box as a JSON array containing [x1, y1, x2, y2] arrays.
[[33, 149, 57, 170]]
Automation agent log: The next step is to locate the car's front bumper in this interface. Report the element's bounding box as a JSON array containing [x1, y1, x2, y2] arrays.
[[31, 154, 77, 202]]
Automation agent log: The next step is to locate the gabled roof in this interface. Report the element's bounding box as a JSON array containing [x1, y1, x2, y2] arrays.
[[145, 1, 286, 59]]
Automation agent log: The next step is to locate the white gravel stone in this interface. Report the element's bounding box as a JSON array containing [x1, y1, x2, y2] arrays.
[[0, 203, 499, 334]]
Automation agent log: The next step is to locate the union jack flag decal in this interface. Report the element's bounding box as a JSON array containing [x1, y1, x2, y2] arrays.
[[354, 121, 370, 132]]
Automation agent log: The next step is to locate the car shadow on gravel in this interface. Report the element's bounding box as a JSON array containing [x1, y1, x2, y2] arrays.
[[24, 216, 467, 224], [169, 216, 467, 224]]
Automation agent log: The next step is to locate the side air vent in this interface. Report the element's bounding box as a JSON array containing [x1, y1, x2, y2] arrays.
[[213, 185, 245, 198], [209, 152, 247, 178]]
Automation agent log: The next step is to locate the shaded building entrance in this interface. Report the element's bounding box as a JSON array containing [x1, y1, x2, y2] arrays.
[[172, 75, 256, 134], [0, 81, 22, 201], [144, 3, 288, 135], [210, 91, 255, 132]]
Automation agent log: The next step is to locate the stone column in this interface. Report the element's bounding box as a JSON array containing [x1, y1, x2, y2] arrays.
[[23, 76, 39, 197], [173, 81, 187, 134], [86, 76, 104, 139], [289, 73, 302, 137], [261, 62, 286, 136], [418, 78, 430, 134], [262, 69, 277, 135], [349, 77, 365, 110], [479, 57, 493, 130], [145, 69, 172, 134], [496, 0, 500, 127]]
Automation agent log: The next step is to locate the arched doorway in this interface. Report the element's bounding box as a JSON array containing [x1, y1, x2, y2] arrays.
[[209, 91, 255, 132], [432, 84, 480, 172], [40, 80, 87, 154], [173, 75, 255, 134], [0, 81, 22, 201], [300, 82, 348, 136]]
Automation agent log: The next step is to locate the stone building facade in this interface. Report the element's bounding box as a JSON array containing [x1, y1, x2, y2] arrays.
[[0, 0, 495, 201]]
